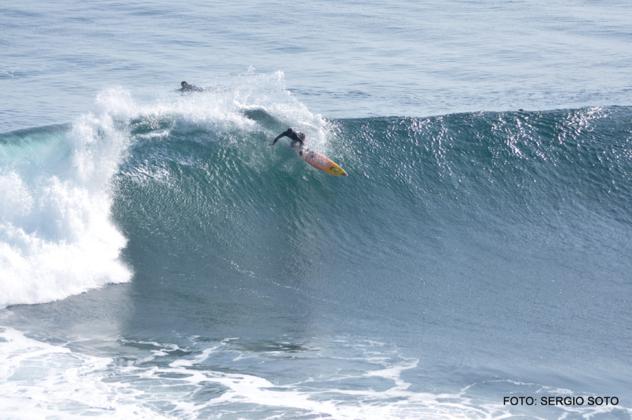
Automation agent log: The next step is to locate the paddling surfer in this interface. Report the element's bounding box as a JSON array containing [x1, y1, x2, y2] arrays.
[[178, 81, 204, 92]]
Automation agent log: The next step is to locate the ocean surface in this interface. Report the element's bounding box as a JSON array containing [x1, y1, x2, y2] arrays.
[[1, 1, 632, 419]]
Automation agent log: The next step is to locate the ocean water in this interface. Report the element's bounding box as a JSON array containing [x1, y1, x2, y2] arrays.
[[1, 1, 632, 419]]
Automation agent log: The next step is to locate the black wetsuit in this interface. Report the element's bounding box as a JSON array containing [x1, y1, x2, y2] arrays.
[[272, 128, 305, 148], [179, 81, 204, 92]]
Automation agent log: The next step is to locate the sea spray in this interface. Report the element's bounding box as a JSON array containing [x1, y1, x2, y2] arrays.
[[0, 109, 131, 307]]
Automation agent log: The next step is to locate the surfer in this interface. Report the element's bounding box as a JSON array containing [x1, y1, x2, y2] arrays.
[[178, 81, 203, 92], [271, 128, 305, 149], [271, 127, 347, 176]]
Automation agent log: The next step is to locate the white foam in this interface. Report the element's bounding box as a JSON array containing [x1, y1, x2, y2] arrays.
[[3, 328, 630, 419], [117, 337, 504, 419], [0, 327, 168, 419], [0, 108, 131, 308], [95, 71, 329, 142]]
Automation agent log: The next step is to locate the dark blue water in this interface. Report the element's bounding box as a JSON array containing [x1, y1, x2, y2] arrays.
[[1, 1, 632, 419]]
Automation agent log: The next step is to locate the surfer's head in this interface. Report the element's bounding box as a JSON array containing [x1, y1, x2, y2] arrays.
[[181, 81, 189, 88]]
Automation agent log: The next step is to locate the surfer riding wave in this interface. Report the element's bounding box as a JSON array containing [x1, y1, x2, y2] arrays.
[[271, 128, 306, 152], [270, 128, 347, 176]]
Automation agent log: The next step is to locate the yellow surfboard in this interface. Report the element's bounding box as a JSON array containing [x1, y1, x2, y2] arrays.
[[297, 148, 348, 176]]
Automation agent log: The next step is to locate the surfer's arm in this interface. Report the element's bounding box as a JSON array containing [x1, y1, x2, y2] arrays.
[[271, 129, 291, 146], [271, 133, 285, 146]]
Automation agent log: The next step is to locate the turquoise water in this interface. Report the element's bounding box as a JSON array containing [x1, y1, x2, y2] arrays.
[[1, 1, 632, 419]]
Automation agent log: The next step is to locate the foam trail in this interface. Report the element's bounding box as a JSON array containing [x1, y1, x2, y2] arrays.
[[0, 107, 132, 307], [0, 327, 168, 419]]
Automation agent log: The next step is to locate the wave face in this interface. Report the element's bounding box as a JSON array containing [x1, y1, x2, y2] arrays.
[[114, 102, 632, 282], [2, 83, 631, 312]]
